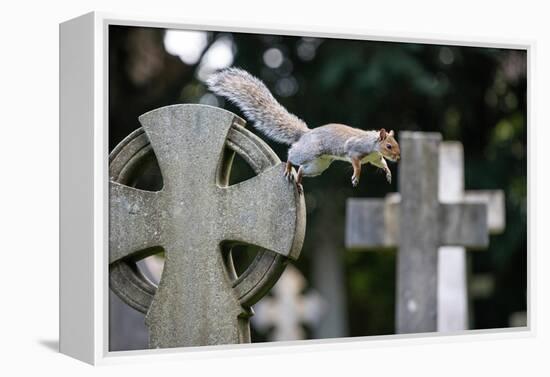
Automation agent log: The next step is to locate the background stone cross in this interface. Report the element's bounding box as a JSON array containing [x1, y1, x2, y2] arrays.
[[437, 142, 505, 332], [252, 265, 325, 341], [109, 104, 305, 348], [346, 132, 499, 334]]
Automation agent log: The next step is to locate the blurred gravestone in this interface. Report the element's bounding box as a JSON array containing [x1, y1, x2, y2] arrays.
[[437, 143, 505, 331], [109, 104, 305, 349], [252, 265, 325, 341], [310, 193, 349, 339], [346, 132, 503, 333]]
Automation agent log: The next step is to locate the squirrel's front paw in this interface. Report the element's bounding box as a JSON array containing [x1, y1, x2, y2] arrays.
[[351, 175, 360, 187], [385, 170, 392, 184]]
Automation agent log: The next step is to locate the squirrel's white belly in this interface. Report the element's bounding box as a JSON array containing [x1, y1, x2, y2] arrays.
[[301, 156, 334, 177], [297, 152, 381, 177], [361, 152, 382, 164], [331, 155, 350, 162], [328, 152, 380, 164]]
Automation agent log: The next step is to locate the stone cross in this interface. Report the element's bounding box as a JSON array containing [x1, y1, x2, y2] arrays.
[[437, 143, 505, 332], [252, 265, 325, 341], [346, 132, 500, 334], [109, 104, 306, 349]]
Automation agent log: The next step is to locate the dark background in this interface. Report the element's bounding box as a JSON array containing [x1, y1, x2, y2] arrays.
[[109, 25, 527, 341]]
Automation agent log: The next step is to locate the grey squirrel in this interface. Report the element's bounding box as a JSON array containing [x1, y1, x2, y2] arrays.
[[207, 67, 400, 193]]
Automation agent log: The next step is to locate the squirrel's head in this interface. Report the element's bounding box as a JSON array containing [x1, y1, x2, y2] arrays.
[[378, 129, 400, 162]]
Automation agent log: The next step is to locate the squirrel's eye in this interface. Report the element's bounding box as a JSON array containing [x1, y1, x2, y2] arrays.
[[386, 144, 392, 150]]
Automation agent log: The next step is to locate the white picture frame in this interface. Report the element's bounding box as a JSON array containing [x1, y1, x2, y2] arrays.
[[59, 11, 533, 365]]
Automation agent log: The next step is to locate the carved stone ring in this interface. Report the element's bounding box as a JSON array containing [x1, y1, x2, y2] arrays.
[[109, 104, 305, 348]]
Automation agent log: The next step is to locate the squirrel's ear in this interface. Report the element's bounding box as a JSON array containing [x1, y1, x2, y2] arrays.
[[389, 130, 395, 137], [379, 128, 387, 141]]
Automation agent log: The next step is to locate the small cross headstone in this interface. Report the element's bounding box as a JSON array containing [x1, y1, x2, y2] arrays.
[[252, 265, 325, 341], [109, 104, 306, 348], [346, 132, 504, 334]]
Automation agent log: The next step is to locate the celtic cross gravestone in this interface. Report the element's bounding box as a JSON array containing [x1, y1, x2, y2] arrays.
[[109, 104, 306, 348], [346, 132, 502, 334]]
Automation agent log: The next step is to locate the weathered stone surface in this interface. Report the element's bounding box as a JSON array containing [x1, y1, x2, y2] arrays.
[[109, 104, 305, 348], [345, 133, 504, 334], [397, 132, 441, 333], [346, 196, 487, 249], [346, 194, 399, 249]]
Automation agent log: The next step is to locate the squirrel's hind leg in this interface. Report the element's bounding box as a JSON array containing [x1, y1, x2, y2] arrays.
[[284, 161, 293, 181]]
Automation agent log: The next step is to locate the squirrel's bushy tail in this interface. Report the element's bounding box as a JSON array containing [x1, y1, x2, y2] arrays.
[[206, 67, 309, 145]]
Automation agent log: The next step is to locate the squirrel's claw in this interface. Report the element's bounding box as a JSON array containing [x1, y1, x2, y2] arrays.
[[284, 162, 294, 182], [351, 175, 359, 187], [385, 170, 392, 184], [284, 170, 293, 182], [283, 164, 302, 194]]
